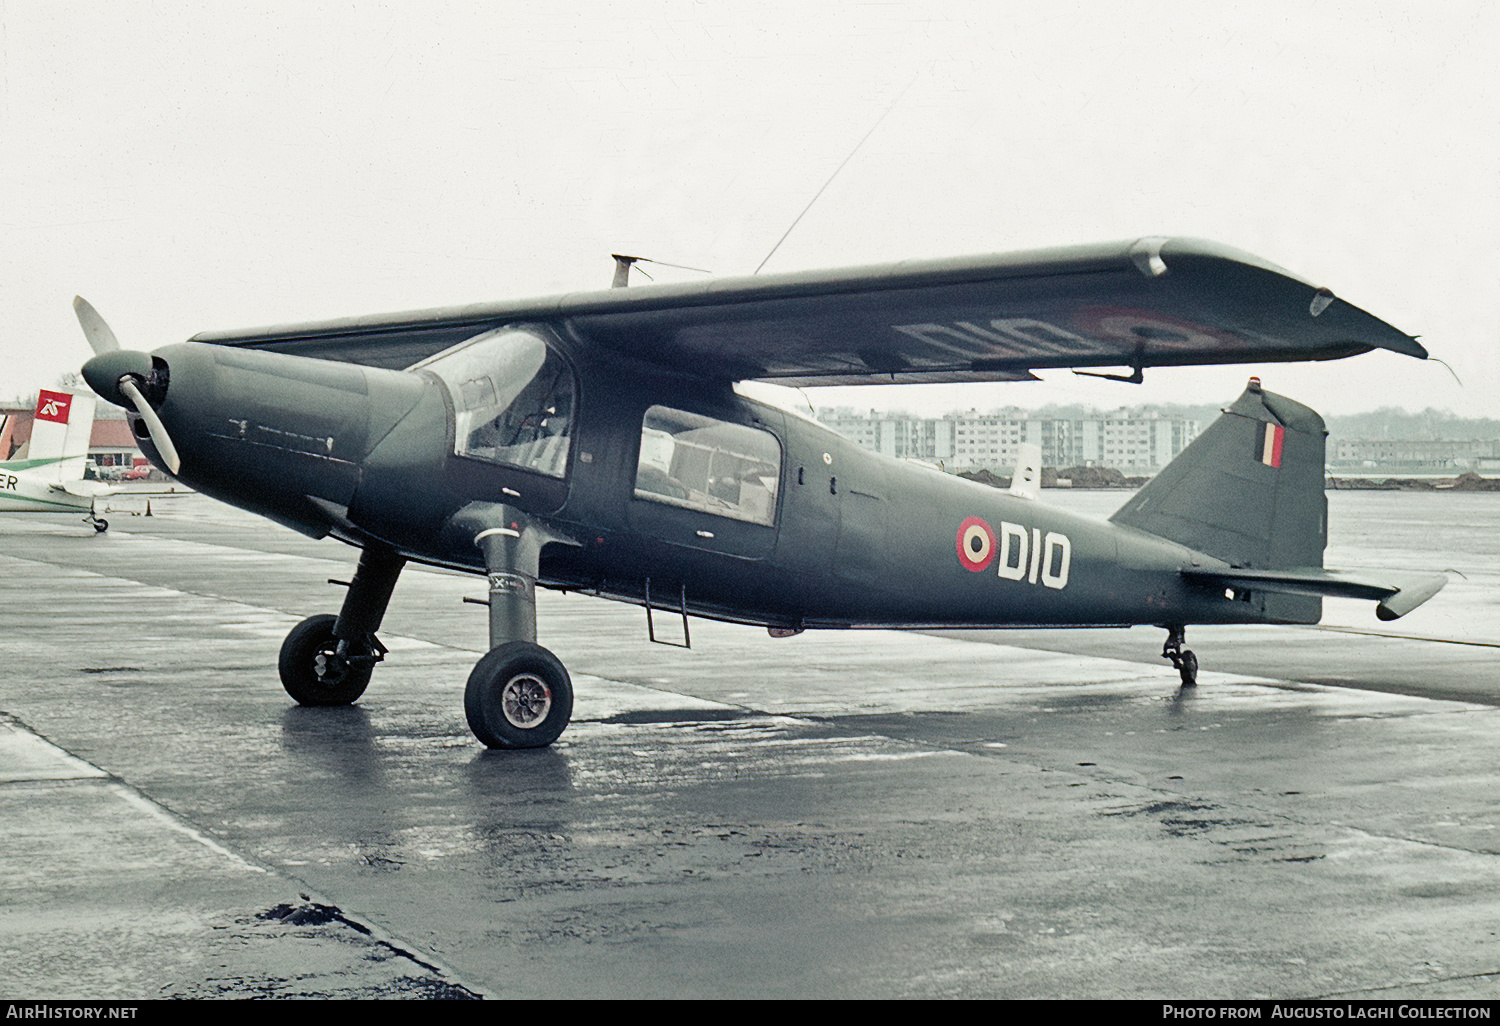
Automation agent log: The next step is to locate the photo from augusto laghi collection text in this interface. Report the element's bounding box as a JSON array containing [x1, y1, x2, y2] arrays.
[[1163, 1007, 1493, 1020]]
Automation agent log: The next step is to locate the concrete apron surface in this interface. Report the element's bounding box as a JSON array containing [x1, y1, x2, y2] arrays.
[[0, 500, 1497, 999]]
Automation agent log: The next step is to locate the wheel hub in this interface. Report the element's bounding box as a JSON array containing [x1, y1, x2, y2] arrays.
[[314, 648, 346, 685], [501, 673, 552, 729]]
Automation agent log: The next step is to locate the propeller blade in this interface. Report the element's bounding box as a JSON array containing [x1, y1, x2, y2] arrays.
[[73, 297, 121, 355], [72, 298, 180, 475], [118, 377, 181, 475]]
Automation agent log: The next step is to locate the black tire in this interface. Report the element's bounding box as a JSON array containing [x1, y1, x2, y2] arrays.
[[92, 518, 108, 533], [465, 641, 573, 749], [279, 614, 372, 706], [1178, 649, 1199, 688]]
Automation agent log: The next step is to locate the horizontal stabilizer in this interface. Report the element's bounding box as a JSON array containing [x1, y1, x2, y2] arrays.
[[1184, 566, 1447, 621], [57, 479, 118, 499]]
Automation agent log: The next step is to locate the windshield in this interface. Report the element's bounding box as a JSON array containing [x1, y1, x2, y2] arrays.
[[418, 328, 575, 477]]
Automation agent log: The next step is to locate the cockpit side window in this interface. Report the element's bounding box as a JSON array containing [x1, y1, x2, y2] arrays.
[[419, 328, 575, 478], [634, 406, 781, 525]]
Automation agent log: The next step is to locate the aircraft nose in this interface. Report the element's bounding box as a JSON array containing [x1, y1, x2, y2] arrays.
[[82, 349, 155, 410]]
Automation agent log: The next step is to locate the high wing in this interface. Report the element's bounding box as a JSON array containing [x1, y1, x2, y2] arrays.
[[190, 237, 1425, 384]]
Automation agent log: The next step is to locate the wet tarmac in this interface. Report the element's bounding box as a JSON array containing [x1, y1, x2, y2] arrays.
[[1, 491, 1498, 999]]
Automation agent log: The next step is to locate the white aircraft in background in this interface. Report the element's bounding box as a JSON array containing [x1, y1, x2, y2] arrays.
[[0, 389, 113, 531]]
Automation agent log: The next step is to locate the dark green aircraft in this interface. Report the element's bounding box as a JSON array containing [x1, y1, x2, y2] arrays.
[[76, 237, 1444, 749]]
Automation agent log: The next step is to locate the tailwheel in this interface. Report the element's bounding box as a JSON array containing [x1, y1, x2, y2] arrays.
[[1175, 649, 1199, 688], [465, 641, 573, 749], [279, 614, 378, 706], [86, 513, 108, 533], [1162, 625, 1198, 688]]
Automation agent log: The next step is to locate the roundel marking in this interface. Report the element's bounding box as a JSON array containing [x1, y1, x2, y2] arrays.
[[1073, 306, 1232, 351], [957, 517, 997, 572]]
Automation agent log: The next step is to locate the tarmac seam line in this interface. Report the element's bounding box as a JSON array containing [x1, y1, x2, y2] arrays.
[[2, 708, 494, 998]]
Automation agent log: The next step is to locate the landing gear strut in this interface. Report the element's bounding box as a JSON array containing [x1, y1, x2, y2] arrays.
[[274, 509, 579, 747], [453, 503, 580, 749], [278, 544, 403, 706], [1162, 625, 1198, 687]]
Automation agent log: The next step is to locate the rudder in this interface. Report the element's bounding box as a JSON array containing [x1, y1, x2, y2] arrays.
[[1110, 378, 1326, 619], [23, 390, 96, 464], [9, 390, 97, 483]]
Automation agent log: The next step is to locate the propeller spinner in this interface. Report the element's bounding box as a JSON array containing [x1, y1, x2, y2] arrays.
[[74, 297, 182, 475]]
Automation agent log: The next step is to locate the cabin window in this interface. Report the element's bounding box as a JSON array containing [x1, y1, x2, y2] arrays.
[[634, 406, 781, 526], [419, 328, 575, 477]]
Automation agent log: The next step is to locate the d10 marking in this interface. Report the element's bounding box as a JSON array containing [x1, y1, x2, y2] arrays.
[[956, 516, 1071, 590]]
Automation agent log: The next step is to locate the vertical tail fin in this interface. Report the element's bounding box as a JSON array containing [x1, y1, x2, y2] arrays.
[[1008, 442, 1042, 500], [17, 390, 96, 481], [1110, 378, 1327, 618]]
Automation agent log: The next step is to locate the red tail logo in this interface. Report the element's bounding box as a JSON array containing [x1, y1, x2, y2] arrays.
[[35, 389, 72, 424]]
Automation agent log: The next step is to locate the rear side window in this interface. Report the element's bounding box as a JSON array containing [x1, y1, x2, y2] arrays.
[[634, 406, 780, 525]]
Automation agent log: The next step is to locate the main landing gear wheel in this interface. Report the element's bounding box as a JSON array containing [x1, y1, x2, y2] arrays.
[[465, 641, 573, 750], [279, 614, 374, 706]]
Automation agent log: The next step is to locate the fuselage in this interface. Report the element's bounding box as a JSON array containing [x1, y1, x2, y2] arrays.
[[0, 460, 93, 515], [130, 323, 1263, 635]]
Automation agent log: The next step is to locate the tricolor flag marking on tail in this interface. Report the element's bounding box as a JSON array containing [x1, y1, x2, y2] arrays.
[[1259, 422, 1285, 468]]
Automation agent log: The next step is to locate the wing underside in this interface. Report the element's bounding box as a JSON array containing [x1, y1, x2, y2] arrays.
[[190, 237, 1425, 383]]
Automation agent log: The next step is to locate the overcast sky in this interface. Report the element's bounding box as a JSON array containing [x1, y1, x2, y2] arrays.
[[2, 1, 1494, 418]]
